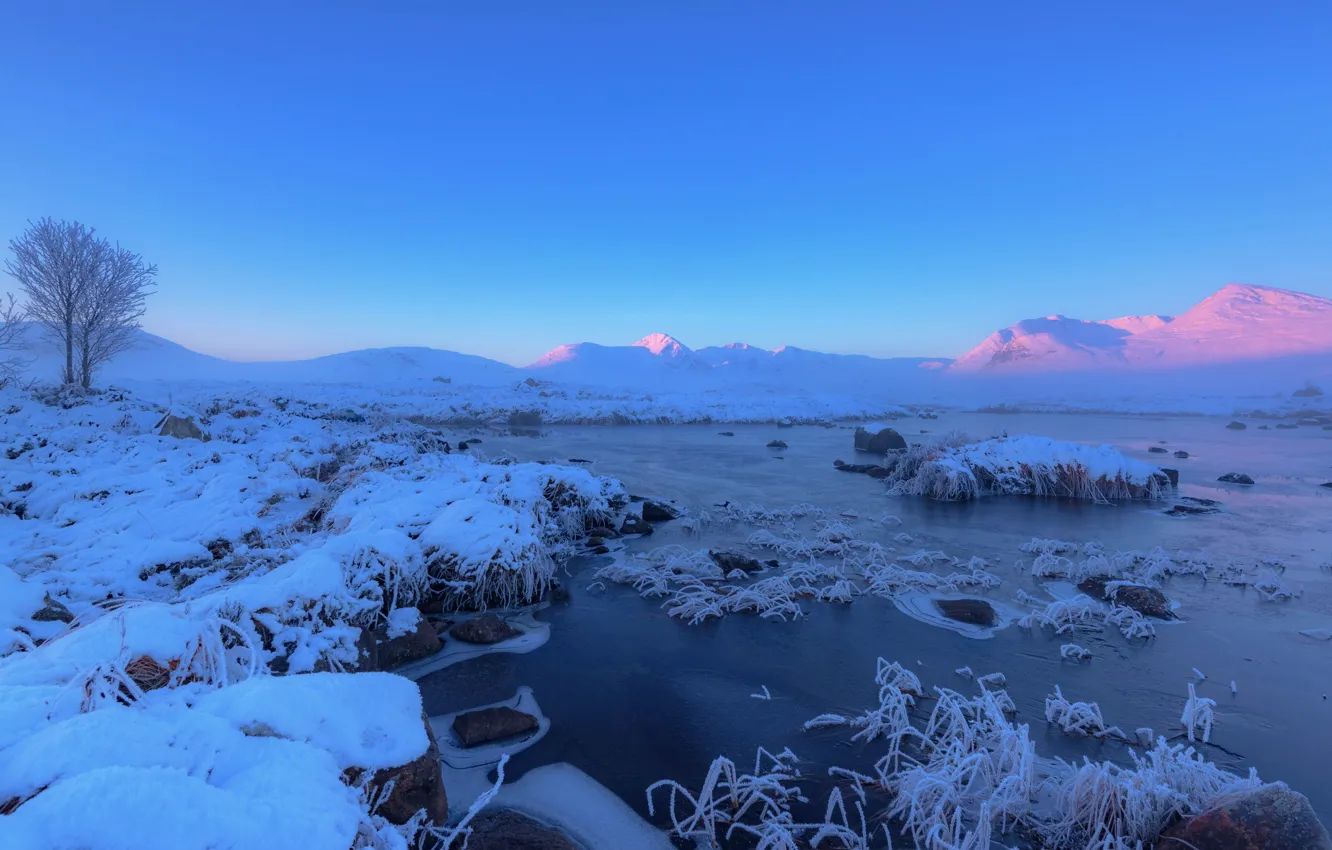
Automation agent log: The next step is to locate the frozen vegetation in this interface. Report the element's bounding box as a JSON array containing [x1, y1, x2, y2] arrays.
[[649, 657, 1269, 849], [0, 384, 624, 848], [883, 435, 1169, 502]]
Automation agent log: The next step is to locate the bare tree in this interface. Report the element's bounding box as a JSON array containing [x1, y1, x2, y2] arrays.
[[5, 219, 105, 385], [76, 244, 156, 387], [0, 292, 28, 388], [5, 218, 156, 387]]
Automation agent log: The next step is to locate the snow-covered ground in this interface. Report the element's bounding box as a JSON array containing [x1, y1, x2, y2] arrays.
[[0, 385, 625, 849]]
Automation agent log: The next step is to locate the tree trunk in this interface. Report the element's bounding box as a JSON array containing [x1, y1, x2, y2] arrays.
[[64, 321, 75, 385]]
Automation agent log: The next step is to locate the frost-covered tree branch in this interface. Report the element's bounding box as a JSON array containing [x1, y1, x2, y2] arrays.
[[5, 218, 104, 385], [0, 291, 28, 387], [76, 243, 156, 387]]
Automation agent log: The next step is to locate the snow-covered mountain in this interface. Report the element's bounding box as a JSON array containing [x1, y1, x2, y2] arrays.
[[951, 284, 1331, 372], [528, 334, 949, 391]]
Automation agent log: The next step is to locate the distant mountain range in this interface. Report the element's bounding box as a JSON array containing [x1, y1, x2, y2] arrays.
[[4, 284, 1329, 399], [950, 284, 1332, 372]]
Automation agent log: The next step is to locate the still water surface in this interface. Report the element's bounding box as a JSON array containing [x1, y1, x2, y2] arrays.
[[420, 415, 1332, 828]]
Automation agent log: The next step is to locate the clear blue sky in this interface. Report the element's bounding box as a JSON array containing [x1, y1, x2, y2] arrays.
[[2, 1, 1329, 365]]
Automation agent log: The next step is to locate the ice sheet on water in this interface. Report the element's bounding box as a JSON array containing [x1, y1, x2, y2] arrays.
[[430, 686, 549, 770]]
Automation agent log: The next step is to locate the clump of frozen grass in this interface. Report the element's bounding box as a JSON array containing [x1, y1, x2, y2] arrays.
[[1253, 572, 1302, 601], [1060, 643, 1092, 661], [1045, 686, 1122, 738], [793, 657, 1265, 850], [1108, 606, 1156, 640], [1045, 739, 1261, 848], [1019, 595, 1104, 634], [886, 436, 1167, 503], [1180, 682, 1216, 743]]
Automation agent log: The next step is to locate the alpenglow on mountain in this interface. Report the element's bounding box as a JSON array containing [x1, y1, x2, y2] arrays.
[[949, 284, 1332, 372]]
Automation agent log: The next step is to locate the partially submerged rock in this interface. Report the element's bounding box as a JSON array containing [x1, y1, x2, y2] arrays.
[[371, 615, 442, 669], [1159, 467, 1180, 488], [157, 414, 209, 441], [1148, 446, 1168, 454], [465, 810, 579, 850], [709, 550, 763, 572], [1225, 421, 1247, 430], [1276, 423, 1299, 430], [449, 613, 521, 645], [934, 598, 998, 627], [452, 706, 540, 747], [1174, 450, 1190, 459], [1218, 472, 1255, 485], [1158, 782, 1332, 850], [1078, 576, 1174, 619], [641, 500, 680, 522], [766, 440, 788, 449], [718, 431, 735, 436], [585, 525, 621, 539], [366, 713, 449, 825], [620, 515, 653, 535], [854, 426, 907, 453]]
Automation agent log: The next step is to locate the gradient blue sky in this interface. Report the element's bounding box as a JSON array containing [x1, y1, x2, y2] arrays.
[[2, 1, 1329, 365]]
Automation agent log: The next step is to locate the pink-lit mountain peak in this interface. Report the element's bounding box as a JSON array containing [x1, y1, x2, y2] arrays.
[[632, 333, 694, 358]]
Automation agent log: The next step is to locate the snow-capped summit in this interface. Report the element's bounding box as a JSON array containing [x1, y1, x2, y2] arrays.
[[632, 333, 694, 358], [950, 284, 1332, 372], [950, 315, 1138, 372]]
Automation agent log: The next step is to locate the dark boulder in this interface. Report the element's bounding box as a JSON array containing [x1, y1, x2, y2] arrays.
[[585, 525, 621, 539], [867, 466, 895, 479], [934, 598, 997, 627], [32, 595, 74, 623], [718, 431, 735, 436], [1174, 450, 1190, 459], [1319, 482, 1332, 489], [835, 462, 883, 474], [592, 545, 610, 555], [1218, 472, 1255, 485], [1159, 468, 1180, 488], [1225, 421, 1247, 430], [456, 440, 469, 450], [1166, 504, 1218, 516], [465, 810, 579, 850], [365, 712, 449, 825], [641, 500, 680, 522], [449, 613, 521, 645], [1078, 576, 1174, 619], [373, 614, 442, 669], [709, 550, 763, 572], [766, 440, 788, 448], [1148, 446, 1168, 454], [1158, 782, 1331, 850], [452, 706, 540, 748], [620, 515, 653, 535], [854, 426, 907, 453]]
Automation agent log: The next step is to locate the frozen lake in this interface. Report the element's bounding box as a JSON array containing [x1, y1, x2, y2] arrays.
[[419, 414, 1332, 829]]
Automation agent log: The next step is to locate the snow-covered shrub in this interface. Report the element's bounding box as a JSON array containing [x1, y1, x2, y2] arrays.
[[887, 436, 1167, 502]]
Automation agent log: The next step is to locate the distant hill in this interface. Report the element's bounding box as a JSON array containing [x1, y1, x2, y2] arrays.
[[950, 284, 1332, 372]]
